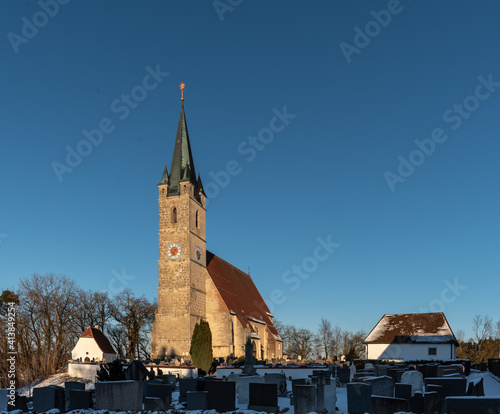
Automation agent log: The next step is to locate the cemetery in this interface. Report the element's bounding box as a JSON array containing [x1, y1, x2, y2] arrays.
[[2, 354, 500, 413]]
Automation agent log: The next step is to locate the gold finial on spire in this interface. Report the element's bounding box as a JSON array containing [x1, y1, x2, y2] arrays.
[[179, 82, 186, 101]]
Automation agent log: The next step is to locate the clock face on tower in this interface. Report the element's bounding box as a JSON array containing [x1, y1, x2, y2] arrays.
[[194, 245, 203, 264], [167, 243, 181, 260]]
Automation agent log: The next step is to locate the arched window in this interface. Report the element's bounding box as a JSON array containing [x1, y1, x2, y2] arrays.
[[195, 211, 199, 228], [172, 207, 177, 224]]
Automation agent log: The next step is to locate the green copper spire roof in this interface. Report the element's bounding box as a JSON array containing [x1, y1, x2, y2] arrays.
[[167, 102, 198, 197], [158, 164, 169, 186]]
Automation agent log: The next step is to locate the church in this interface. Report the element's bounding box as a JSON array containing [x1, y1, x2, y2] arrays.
[[151, 86, 282, 361]]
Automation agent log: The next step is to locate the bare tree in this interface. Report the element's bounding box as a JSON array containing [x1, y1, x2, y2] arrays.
[[315, 318, 334, 359], [73, 290, 113, 333], [343, 330, 366, 360], [472, 314, 494, 363], [109, 289, 156, 358], [288, 327, 315, 360]]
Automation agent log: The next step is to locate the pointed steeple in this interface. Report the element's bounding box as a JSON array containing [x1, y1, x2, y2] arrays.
[[158, 164, 169, 186], [196, 172, 206, 197], [167, 101, 198, 196]]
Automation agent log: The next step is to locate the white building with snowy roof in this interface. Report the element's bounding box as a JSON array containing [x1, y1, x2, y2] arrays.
[[364, 312, 459, 361]]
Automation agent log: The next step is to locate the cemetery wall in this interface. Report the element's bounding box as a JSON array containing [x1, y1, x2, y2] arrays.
[[68, 362, 100, 381], [216, 365, 330, 379]]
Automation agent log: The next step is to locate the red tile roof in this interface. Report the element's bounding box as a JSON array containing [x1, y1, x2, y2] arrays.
[[206, 251, 281, 340], [80, 327, 117, 354], [364, 312, 458, 345]]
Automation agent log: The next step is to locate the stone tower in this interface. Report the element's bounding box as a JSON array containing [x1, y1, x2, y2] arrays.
[[151, 98, 207, 359]]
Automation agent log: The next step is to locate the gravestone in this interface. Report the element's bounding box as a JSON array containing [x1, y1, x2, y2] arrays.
[[410, 391, 424, 413], [242, 337, 257, 375], [364, 362, 374, 371], [401, 370, 424, 396], [237, 375, 265, 405], [143, 382, 172, 406], [363, 375, 394, 397], [395, 383, 412, 400], [178, 378, 197, 403], [95, 380, 142, 411], [157, 374, 176, 386], [324, 382, 337, 413], [424, 377, 467, 396], [186, 391, 208, 410], [349, 364, 356, 381], [144, 396, 168, 410], [143, 379, 162, 397], [375, 365, 388, 376], [3, 392, 28, 412], [294, 385, 316, 414], [445, 396, 500, 413], [0, 389, 9, 411], [197, 379, 235, 411], [347, 382, 371, 414], [264, 373, 287, 397], [68, 390, 93, 410], [248, 382, 278, 414], [336, 367, 350, 385], [370, 395, 409, 413], [64, 381, 85, 403], [124, 359, 149, 381], [424, 391, 441, 414], [33, 386, 65, 413]]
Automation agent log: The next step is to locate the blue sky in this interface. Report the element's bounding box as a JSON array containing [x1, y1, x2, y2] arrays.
[[1, 1, 499, 340]]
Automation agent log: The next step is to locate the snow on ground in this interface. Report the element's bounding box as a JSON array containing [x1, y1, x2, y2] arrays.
[[6, 370, 500, 414], [17, 372, 95, 398]]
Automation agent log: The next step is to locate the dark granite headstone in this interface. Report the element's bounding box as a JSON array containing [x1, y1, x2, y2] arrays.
[[445, 396, 500, 413], [410, 391, 424, 413], [424, 391, 441, 414], [294, 385, 316, 414], [370, 395, 410, 413], [197, 379, 235, 411], [68, 390, 93, 410], [424, 377, 467, 396], [64, 381, 85, 402], [336, 367, 351, 384], [347, 382, 372, 414], [264, 373, 287, 397], [143, 382, 172, 405], [144, 396, 168, 410], [186, 391, 208, 410], [33, 386, 65, 413], [395, 383, 412, 400], [248, 382, 278, 413], [178, 378, 198, 403], [363, 375, 394, 397]]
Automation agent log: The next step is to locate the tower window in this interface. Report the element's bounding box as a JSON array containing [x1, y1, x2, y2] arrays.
[[172, 207, 177, 224], [195, 211, 199, 228]]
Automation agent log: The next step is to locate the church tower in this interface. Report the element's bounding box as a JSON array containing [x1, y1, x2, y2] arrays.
[[151, 87, 207, 359]]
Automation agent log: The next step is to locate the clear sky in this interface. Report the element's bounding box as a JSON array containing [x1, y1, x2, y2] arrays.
[[1, 1, 499, 340]]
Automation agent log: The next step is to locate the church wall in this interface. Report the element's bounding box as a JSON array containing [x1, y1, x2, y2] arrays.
[[205, 274, 233, 358]]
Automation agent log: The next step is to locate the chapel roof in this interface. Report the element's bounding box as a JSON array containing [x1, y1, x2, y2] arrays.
[[80, 327, 117, 354], [364, 312, 458, 345], [206, 251, 281, 341]]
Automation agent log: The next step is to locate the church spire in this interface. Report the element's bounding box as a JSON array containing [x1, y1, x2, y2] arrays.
[[167, 84, 198, 197]]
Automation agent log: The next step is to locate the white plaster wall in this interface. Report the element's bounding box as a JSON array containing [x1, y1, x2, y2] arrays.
[[72, 337, 107, 361], [68, 362, 100, 381], [216, 366, 330, 379], [366, 343, 456, 360]]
